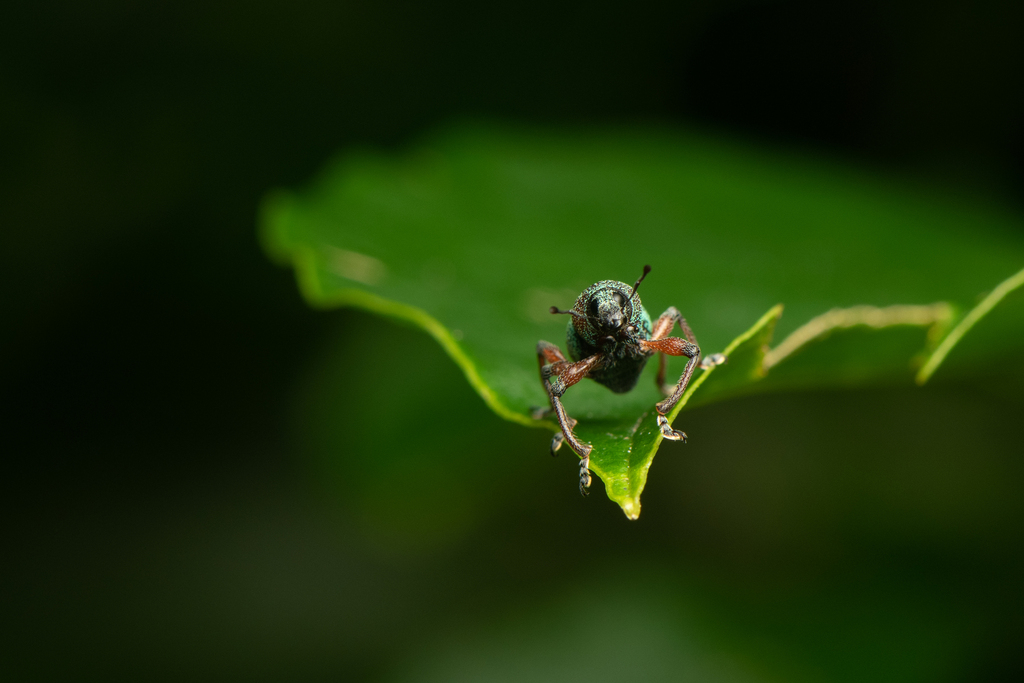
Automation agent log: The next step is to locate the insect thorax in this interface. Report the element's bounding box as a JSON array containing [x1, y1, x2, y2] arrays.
[[565, 279, 653, 394], [570, 280, 651, 342]]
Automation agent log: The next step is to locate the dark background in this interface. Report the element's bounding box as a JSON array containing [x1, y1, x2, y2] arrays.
[[3, 1, 1023, 681]]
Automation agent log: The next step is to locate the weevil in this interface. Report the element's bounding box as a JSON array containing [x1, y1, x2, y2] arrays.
[[536, 265, 725, 495]]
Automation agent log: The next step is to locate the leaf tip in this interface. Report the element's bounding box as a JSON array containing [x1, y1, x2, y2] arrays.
[[620, 498, 641, 520]]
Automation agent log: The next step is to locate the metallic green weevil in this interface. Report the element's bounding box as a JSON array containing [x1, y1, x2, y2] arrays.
[[536, 265, 725, 495]]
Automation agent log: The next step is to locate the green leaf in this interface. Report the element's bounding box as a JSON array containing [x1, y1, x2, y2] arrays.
[[579, 304, 783, 519], [261, 125, 1024, 518]]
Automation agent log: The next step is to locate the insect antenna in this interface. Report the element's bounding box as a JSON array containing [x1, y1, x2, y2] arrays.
[[549, 306, 598, 323], [629, 264, 652, 299]]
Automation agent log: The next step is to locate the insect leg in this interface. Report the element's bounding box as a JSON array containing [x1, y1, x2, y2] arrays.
[[651, 307, 701, 395], [641, 336, 700, 442], [651, 306, 690, 342], [536, 342, 602, 495], [536, 342, 577, 454]]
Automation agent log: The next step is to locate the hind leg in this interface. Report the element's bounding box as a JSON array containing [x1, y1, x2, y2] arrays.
[[651, 307, 702, 396]]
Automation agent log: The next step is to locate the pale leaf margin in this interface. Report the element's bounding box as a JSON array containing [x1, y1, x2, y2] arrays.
[[916, 265, 1024, 384], [278, 244, 540, 429]]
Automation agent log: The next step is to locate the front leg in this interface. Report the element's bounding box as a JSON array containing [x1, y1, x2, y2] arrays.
[[536, 341, 602, 495], [640, 336, 700, 442]]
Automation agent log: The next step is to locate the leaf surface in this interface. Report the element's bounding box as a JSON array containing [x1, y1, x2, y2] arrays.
[[261, 126, 1024, 517]]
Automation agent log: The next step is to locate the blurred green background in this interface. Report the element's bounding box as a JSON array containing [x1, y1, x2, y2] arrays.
[[3, 1, 1023, 681]]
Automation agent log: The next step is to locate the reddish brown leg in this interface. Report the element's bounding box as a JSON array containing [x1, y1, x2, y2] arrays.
[[535, 341, 573, 448], [536, 341, 602, 495], [641, 325, 700, 442], [651, 307, 701, 394]]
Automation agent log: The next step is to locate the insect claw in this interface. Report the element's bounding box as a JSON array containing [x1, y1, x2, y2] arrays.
[[579, 459, 592, 496], [550, 432, 565, 456], [657, 414, 688, 442], [700, 353, 727, 369]]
